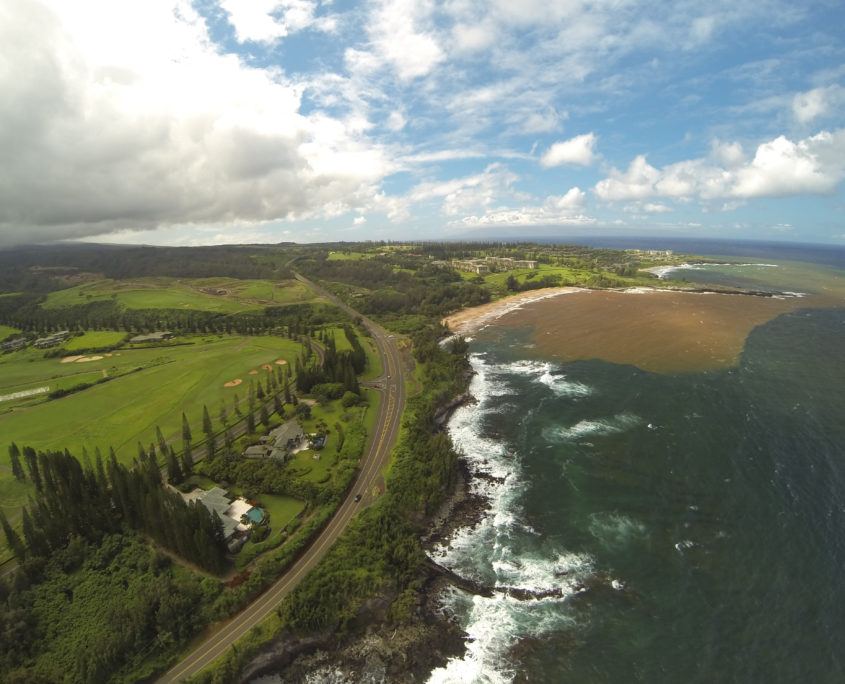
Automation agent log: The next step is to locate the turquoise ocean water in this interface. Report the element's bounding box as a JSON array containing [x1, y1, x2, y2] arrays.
[[428, 255, 845, 683]]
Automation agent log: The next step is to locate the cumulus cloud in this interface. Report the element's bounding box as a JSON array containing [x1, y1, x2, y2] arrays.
[[361, 0, 444, 81], [540, 133, 598, 167], [457, 185, 593, 227], [220, 0, 335, 44], [0, 0, 391, 246], [594, 130, 845, 203]]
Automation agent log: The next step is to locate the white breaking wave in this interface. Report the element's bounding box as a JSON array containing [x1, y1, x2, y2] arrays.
[[544, 413, 641, 442], [487, 359, 592, 398], [428, 354, 594, 683], [647, 262, 779, 279]]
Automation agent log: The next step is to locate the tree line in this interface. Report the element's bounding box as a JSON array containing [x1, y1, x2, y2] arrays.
[[2, 443, 227, 574]]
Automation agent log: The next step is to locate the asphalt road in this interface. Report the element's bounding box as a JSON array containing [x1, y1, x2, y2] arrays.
[[158, 275, 406, 682]]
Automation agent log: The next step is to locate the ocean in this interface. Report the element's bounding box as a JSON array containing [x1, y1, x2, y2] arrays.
[[428, 250, 845, 683]]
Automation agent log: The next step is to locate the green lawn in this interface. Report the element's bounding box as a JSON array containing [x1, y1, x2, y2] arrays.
[[321, 326, 353, 352], [42, 277, 316, 313], [0, 334, 304, 561], [326, 251, 368, 261], [63, 330, 127, 351], [258, 493, 305, 530], [0, 324, 21, 340], [360, 334, 383, 381]]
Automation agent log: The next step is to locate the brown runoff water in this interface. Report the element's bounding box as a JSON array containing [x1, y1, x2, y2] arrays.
[[494, 289, 827, 374]]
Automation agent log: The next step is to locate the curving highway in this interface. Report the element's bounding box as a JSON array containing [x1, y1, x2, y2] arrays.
[[158, 274, 405, 683]]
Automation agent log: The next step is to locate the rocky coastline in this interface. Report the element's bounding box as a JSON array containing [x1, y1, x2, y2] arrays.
[[237, 383, 492, 683]]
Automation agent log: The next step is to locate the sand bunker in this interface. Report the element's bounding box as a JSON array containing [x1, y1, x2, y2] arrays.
[[262, 364, 273, 371], [274, 359, 288, 365], [248, 369, 259, 375], [224, 379, 243, 388], [60, 355, 84, 363], [76, 355, 104, 363]]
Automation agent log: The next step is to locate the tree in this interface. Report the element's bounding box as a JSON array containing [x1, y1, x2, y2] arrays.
[[506, 274, 518, 291], [0, 509, 25, 560], [8, 442, 25, 482], [260, 404, 269, 428], [202, 405, 213, 437], [283, 372, 292, 405], [219, 403, 228, 426], [166, 447, 183, 484], [181, 412, 192, 443], [23, 447, 41, 491], [246, 409, 256, 434], [180, 447, 193, 478], [233, 392, 242, 417], [155, 425, 168, 455]]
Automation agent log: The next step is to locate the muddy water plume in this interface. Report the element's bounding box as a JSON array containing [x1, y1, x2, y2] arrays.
[[489, 289, 825, 373]]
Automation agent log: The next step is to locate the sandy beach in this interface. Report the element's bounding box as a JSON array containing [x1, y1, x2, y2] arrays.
[[441, 287, 584, 337]]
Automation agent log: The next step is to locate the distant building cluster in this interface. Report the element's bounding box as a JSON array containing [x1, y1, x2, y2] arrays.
[[445, 256, 539, 275], [33, 330, 71, 349], [1, 337, 27, 352], [630, 249, 674, 257]]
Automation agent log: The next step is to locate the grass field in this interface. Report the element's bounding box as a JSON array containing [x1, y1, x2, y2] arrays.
[[42, 277, 315, 313], [326, 251, 368, 261], [360, 334, 383, 381], [258, 494, 305, 530], [321, 326, 353, 352], [63, 330, 127, 351], [0, 324, 22, 340], [0, 334, 303, 554]]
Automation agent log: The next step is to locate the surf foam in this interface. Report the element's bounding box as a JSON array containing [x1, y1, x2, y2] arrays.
[[428, 354, 594, 683]]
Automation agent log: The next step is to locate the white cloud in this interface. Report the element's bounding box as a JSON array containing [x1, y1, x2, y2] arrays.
[[408, 164, 519, 216], [792, 85, 844, 124], [456, 185, 592, 227], [219, 0, 334, 44], [540, 133, 598, 167], [353, 216, 367, 225], [710, 140, 745, 167], [595, 130, 845, 203], [0, 0, 391, 246], [363, 0, 444, 81]]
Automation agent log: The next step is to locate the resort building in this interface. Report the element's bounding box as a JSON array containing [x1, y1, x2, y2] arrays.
[[451, 260, 490, 275], [33, 330, 71, 348], [450, 256, 538, 274], [1, 338, 27, 352]]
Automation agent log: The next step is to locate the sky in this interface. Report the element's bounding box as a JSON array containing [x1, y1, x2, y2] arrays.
[[0, 0, 844, 247]]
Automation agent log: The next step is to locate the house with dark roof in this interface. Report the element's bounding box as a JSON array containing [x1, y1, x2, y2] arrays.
[[244, 419, 305, 461]]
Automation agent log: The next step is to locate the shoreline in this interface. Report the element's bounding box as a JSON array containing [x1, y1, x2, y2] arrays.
[[441, 287, 584, 337], [442, 283, 812, 340]]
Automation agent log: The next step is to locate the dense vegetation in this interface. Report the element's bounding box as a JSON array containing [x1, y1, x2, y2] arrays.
[[2, 445, 227, 573], [0, 534, 217, 683]]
